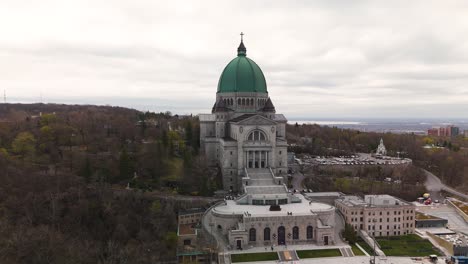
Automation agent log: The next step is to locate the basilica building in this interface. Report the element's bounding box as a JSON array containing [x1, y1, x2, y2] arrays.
[[200, 37, 337, 250], [199, 36, 288, 193]]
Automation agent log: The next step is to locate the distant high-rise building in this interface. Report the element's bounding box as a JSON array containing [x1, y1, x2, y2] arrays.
[[428, 128, 439, 136], [450, 126, 460, 136], [464, 130, 468, 138], [427, 125, 460, 137]]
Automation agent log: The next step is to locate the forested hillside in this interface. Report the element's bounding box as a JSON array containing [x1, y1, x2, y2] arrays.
[[0, 103, 217, 263], [1, 103, 467, 263], [287, 123, 468, 193]]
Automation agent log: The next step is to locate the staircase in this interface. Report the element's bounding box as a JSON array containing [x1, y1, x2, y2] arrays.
[[246, 169, 275, 186]]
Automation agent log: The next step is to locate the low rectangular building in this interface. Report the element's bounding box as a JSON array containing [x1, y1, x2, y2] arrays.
[[415, 212, 448, 228], [178, 208, 205, 225], [335, 194, 415, 237]]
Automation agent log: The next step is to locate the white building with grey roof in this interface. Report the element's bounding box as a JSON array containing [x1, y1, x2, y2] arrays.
[[335, 194, 415, 237]]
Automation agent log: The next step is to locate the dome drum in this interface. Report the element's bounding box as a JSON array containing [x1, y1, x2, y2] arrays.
[[215, 92, 270, 112]]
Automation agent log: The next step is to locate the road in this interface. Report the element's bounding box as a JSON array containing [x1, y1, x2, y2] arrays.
[[424, 169, 468, 200], [291, 170, 305, 191]]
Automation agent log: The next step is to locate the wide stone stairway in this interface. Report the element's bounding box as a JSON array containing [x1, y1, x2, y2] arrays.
[[244, 168, 288, 195], [246, 168, 276, 186]]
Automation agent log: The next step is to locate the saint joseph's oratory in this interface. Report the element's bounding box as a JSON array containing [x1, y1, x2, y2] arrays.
[[200, 37, 336, 249]]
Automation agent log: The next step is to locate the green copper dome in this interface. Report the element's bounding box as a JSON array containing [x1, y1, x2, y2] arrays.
[[217, 41, 267, 94]]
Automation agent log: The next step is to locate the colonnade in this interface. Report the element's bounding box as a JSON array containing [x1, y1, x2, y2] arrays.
[[246, 150, 269, 168]]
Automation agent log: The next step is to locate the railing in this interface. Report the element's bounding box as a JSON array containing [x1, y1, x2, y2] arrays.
[[201, 200, 227, 253]]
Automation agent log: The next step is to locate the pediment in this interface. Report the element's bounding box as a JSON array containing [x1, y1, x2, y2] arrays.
[[235, 114, 277, 126]]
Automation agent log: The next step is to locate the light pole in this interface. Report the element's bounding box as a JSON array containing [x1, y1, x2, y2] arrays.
[[370, 218, 377, 264], [209, 222, 214, 264]]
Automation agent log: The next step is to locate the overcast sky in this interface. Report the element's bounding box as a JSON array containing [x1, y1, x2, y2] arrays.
[[2, 1, 468, 119]]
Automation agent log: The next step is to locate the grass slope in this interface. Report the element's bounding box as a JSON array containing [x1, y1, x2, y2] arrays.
[[377, 234, 439, 257], [296, 249, 342, 258], [351, 243, 366, 256], [231, 252, 278, 263]]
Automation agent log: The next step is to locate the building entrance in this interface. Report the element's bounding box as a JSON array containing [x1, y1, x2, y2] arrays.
[[278, 226, 285, 245], [246, 151, 269, 169]]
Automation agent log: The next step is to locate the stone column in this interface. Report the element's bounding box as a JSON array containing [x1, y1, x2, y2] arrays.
[[260, 151, 264, 168], [253, 151, 256, 168]]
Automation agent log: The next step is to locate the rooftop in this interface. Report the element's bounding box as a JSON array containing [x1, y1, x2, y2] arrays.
[[305, 192, 343, 197], [212, 194, 334, 217], [338, 195, 412, 208], [178, 224, 197, 236], [416, 212, 443, 220], [179, 208, 205, 216], [229, 113, 256, 123]]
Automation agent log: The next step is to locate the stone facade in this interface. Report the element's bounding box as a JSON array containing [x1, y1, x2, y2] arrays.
[[201, 39, 337, 251], [209, 196, 336, 249], [336, 195, 415, 237], [199, 50, 288, 192]]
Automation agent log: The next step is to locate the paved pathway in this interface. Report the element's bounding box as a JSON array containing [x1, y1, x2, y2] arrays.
[[292, 170, 305, 190], [234, 256, 448, 264], [278, 250, 299, 262], [340, 247, 354, 257]]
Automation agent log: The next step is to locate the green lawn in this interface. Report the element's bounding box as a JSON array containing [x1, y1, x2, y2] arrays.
[[296, 249, 342, 259], [357, 238, 375, 256], [376, 234, 439, 257], [351, 243, 366, 256], [231, 252, 278, 263]]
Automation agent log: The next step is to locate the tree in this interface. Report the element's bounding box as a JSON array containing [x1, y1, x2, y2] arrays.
[[79, 156, 93, 183], [185, 120, 193, 146], [343, 223, 357, 244], [12, 131, 36, 159], [118, 147, 133, 182]]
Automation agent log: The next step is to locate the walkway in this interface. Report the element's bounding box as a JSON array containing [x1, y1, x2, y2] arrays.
[[358, 230, 386, 257], [339, 247, 354, 257], [278, 250, 300, 262], [292, 170, 305, 190]]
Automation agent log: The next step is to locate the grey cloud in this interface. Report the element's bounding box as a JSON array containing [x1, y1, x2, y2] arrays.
[[2, 0, 468, 119]]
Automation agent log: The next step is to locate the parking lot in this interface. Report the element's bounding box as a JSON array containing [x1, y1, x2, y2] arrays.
[[297, 153, 412, 166]]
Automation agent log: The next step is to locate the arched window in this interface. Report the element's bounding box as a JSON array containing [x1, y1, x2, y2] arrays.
[[230, 98, 233, 105], [250, 98, 254, 106], [293, 226, 299, 240], [247, 130, 267, 141], [242, 98, 245, 105], [307, 226, 313, 239], [249, 228, 256, 242], [264, 227, 270, 241], [238, 98, 241, 105]]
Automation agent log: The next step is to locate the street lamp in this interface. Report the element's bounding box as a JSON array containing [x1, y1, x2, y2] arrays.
[[209, 222, 215, 263], [370, 219, 377, 264]]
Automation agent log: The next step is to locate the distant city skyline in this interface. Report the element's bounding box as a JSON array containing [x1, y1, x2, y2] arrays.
[[2, 1, 468, 119]]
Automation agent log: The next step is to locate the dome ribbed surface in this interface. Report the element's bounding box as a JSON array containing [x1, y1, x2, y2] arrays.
[[217, 46, 267, 93]]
